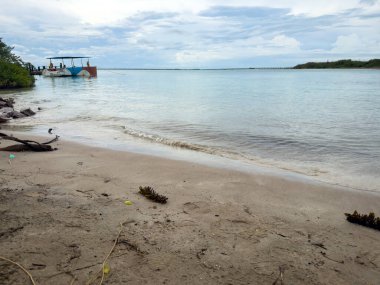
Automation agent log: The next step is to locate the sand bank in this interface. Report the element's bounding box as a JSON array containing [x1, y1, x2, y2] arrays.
[[0, 134, 379, 284]]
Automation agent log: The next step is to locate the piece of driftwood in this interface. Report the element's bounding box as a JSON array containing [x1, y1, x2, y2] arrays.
[[345, 211, 380, 231], [139, 186, 168, 204], [0, 132, 59, 152]]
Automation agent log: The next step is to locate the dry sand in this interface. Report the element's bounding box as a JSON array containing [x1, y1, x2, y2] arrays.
[[0, 134, 379, 285]]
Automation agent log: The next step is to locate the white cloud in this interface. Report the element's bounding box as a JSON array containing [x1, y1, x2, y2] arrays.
[[175, 34, 301, 65], [2, 0, 377, 26], [271, 35, 300, 48], [287, 0, 360, 16], [333, 34, 364, 52], [84, 0, 380, 21], [332, 33, 380, 54], [1, 0, 380, 67]]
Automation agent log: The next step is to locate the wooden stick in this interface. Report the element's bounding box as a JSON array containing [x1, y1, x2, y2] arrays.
[[0, 255, 37, 285], [86, 222, 124, 285]]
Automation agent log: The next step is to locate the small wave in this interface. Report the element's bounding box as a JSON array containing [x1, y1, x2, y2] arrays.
[[31, 99, 52, 104], [121, 126, 379, 192], [121, 126, 329, 174], [122, 127, 325, 174], [61, 115, 93, 122], [123, 127, 219, 154]]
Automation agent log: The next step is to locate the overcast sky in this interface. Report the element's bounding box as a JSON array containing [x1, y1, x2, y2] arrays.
[[1, 0, 380, 68]]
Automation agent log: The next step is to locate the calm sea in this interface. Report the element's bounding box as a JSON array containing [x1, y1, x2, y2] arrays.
[[2, 69, 380, 191]]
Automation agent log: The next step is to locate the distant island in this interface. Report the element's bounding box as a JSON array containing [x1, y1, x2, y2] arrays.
[[293, 59, 380, 69]]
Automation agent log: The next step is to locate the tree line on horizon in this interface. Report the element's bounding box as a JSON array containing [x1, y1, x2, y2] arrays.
[[293, 59, 380, 69], [0, 38, 35, 89]]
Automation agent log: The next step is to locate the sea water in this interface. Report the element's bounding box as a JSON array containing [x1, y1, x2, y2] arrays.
[[2, 69, 380, 191]]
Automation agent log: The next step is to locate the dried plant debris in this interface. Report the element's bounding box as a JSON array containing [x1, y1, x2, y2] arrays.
[[138, 186, 168, 204], [345, 211, 380, 231]]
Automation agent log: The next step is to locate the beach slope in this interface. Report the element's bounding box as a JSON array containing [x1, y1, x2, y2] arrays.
[[0, 135, 379, 284]]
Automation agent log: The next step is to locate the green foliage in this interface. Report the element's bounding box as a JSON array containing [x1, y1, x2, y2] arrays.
[[365, 59, 380, 68], [0, 38, 23, 65], [0, 61, 35, 89], [293, 59, 380, 69], [0, 38, 34, 89]]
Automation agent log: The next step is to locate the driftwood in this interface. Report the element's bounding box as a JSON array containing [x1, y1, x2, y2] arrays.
[[0, 132, 59, 152]]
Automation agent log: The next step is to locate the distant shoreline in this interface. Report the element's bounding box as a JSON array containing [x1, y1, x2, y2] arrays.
[[98, 67, 291, 70], [293, 59, 380, 69], [98, 67, 379, 70], [98, 59, 380, 70]]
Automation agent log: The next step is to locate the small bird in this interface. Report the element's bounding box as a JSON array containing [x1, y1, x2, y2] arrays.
[[48, 128, 53, 134]]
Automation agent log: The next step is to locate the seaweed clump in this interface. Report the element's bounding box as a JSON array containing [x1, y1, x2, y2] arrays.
[[345, 211, 380, 231], [138, 186, 168, 204]]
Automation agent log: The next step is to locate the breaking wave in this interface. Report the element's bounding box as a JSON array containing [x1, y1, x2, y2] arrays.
[[122, 126, 222, 155]]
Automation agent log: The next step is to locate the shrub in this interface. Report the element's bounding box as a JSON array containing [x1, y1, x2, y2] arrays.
[[0, 61, 35, 89], [0, 38, 35, 89]]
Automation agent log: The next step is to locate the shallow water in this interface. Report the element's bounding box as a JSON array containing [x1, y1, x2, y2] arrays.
[[2, 69, 380, 191]]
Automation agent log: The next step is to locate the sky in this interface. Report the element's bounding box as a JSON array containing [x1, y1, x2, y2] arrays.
[[1, 0, 380, 68]]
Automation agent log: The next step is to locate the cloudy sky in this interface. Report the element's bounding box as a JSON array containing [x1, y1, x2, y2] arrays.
[[1, 0, 380, 68]]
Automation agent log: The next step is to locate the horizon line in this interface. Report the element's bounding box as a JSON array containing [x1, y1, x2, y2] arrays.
[[98, 67, 292, 70]]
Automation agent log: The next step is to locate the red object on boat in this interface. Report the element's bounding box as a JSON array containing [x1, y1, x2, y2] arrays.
[[83, 66, 97, 77]]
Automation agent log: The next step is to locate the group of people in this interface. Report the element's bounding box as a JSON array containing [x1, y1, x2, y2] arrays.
[[48, 62, 66, 69], [48, 60, 89, 69]]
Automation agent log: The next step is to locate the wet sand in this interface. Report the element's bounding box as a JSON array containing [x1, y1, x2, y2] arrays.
[[0, 134, 379, 284]]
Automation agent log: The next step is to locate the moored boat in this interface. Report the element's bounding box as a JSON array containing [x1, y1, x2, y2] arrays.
[[42, 56, 97, 77]]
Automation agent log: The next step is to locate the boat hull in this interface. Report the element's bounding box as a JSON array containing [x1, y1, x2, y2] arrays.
[[42, 66, 97, 77]]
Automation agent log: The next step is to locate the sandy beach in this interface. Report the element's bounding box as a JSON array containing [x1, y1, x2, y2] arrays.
[[0, 133, 379, 285]]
